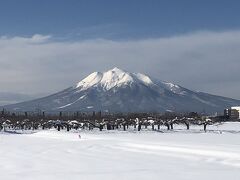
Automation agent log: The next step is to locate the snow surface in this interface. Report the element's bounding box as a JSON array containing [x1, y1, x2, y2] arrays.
[[134, 73, 154, 86], [1, 122, 240, 180], [76, 72, 103, 90], [57, 95, 86, 109]]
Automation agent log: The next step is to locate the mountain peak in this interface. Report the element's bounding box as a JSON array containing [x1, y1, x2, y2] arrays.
[[76, 67, 134, 90], [111, 67, 122, 71], [101, 67, 133, 90], [107, 67, 126, 73], [76, 71, 103, 89], [134, 73, 154, 86]]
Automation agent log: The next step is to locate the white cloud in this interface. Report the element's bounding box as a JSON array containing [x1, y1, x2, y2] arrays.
[[30, 34, 52, 43], [0, 34, 51, 45], [0, 31, 240, 99]]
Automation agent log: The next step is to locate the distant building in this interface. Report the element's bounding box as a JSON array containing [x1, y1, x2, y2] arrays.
[[224, 106, 240, 119]]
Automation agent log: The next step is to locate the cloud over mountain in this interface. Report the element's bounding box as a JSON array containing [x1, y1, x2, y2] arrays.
[[0, 30, 240, 99]]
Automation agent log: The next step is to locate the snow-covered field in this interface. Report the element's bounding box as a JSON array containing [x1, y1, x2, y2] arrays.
[[1, 122, 240, 180]]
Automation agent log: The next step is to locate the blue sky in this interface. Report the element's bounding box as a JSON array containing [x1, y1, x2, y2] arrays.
[[0, 0, 240, 101], [1, 0, 240, 39]]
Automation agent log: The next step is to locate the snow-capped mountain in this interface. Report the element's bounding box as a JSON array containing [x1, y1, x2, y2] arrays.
[[2, 67, 240, 113]]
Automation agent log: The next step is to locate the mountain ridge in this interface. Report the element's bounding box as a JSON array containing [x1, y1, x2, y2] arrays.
[[2, 67, 240, 113]]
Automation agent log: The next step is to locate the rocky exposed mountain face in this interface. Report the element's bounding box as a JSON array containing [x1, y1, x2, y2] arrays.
[[2, 67, 240, 113]]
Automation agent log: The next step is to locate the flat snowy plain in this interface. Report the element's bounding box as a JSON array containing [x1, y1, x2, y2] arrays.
[[1, 122, 240, 180]]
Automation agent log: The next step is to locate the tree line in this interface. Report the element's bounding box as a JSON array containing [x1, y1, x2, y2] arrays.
[[0, 109, 236, 132]]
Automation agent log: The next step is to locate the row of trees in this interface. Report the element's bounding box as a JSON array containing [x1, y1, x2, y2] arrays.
[[0, 110, 229, 132]]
